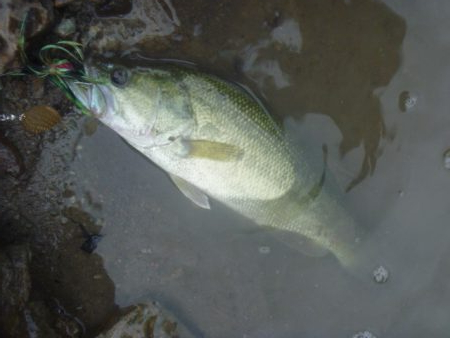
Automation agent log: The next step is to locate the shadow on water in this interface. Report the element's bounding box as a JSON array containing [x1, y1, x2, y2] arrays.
[[267, 0, 406, 191]]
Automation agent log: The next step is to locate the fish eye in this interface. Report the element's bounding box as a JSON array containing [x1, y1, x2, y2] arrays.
[[110, 67, 129, 87]]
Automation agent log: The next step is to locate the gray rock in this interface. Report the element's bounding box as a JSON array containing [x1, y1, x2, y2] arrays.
[[84, 0, 180, 52], [97, 302, 195, 338]]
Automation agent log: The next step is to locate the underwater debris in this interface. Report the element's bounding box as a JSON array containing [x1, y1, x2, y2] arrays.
[[443, 149, 450, 170], [258, 246, 271, 254], [352, 331, 377, 338], [372, 265, 389, 284], [55, 18, 77, 38], [398, 91, 418, 112], [80, 234, 103, 254], [75, 219, 103, 254]]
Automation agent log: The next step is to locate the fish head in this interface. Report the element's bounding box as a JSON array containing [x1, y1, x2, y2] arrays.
[[66, 59, 195, 149]]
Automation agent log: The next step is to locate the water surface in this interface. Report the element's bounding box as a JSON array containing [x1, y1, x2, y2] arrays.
[[61, 1, 450, 336]]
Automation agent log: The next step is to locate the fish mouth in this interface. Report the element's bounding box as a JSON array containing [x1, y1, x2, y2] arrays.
[[66, 65, 116, 118]]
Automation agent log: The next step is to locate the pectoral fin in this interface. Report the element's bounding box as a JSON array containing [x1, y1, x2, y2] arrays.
[[184, 140, 244, 161], [170, 174, 210, 209], [297, 144, 328, 206]]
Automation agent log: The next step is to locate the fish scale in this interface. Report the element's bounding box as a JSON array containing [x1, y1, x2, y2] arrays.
[[175, 73, 295, 199]]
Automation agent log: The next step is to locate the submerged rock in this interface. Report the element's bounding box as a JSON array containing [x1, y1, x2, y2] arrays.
[[0, 244, 87, 337], [0, 0, 51, 73], [97, 302, 195, 338], [84, 0, 181, 52], [0, 245, 32, 337]]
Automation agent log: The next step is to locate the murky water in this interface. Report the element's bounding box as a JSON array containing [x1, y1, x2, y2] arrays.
[[20, 0, 450, 336]]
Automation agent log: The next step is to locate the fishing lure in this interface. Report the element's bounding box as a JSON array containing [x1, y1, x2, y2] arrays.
[[0, 14, 103, 132], [1, 13, 99, 115]]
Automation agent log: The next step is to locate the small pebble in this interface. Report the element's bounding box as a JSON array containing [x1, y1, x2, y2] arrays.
[[55, 18, 76, 37], [193, 24, 202, 37], [398, 91, 418, 112], [258, 246, 271, 254], [83, 118, 98, 136], [30, 78, 45, 98], [443, 149, 450, 170], [66, 196, 77, 204], [140, 248, 152, 254], [0, 113, 18, 121], [352, 331, 377, 338], [373, 265, 389, 283], [54, 0, 76, 8], [81, 234, 102, 253]]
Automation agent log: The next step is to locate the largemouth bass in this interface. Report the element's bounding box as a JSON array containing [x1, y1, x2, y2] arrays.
[[67, 60, 357, 266]]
